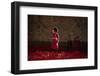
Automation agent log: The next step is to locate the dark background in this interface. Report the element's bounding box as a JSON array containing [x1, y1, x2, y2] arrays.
[[28, 15, 87, 50]]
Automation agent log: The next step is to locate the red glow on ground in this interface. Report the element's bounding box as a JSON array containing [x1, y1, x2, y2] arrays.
[[28, 46, 87, 61]]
